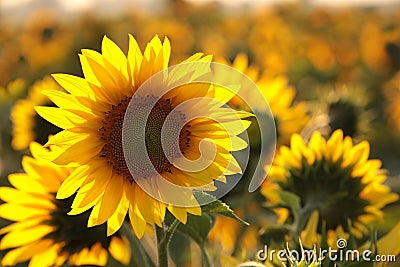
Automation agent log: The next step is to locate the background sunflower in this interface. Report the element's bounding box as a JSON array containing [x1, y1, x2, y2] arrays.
[[261, 130, 398, 253], [11, 76, 62, 151], [0, 142, 131, 267]]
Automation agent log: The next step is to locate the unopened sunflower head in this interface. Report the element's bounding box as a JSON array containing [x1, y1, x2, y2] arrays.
[[304, 85, 373, 142], [0, 142, 131, 267], [11, 76, 62, 150], [35, 34, 252, 238], [261, 129, 399, 247]]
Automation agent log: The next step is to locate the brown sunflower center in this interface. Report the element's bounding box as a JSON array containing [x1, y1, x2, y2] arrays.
[[42, 27, 55, 42], [99, 96, 191, 183], [48, 195, 114, 254]]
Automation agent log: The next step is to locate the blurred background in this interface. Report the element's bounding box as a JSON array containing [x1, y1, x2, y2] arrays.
[[0, 0, 400, 266], [1, 0, 400, 174]]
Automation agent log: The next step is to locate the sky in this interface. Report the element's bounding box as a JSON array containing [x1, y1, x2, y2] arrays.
[[2, 0, 400, 11]]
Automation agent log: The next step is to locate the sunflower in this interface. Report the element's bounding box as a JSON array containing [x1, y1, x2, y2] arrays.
[[258, 76, 309, 145], [19, 9, 72, 70], [0, 79, 26, 107], [220, 53, 309, 145], [305, 34, 335, 71], [261, 129, 399, 248], [0, 142, 130, 267], [0, 38, 28, 86], [359, 14, 400, 74], [36, 35, 251, 238], [11, 76, 62, 150], [303, 85, 373, 142]]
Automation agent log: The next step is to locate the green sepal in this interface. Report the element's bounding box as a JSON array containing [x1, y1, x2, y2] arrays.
[[279, 191, 301, 219]]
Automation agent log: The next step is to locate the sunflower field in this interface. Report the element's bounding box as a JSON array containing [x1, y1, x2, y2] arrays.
[[0, 1, 399, 267]]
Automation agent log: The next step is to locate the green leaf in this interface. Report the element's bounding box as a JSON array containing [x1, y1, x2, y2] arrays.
[[194, 191, 249, 225], [176, 213, 214, 246], [279, 191, 301, 212]]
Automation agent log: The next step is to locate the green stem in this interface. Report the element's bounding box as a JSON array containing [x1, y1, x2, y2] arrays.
[[295, 203, 316, 236], [156, 220, 181, 267], [121, 222, 154, 267], [200, 245, 212, 267], [156, 225, 167, 267]]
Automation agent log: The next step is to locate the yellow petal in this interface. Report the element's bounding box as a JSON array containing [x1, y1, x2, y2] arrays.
[[0, 187, 55, 210], [191, 120, 250, 137], [82, 51, 125, 103], [186, 205, 202, 216], [279, 146, 301, 169], [70, 164, 111, 210], [69, 242, 108, 266], [301, 210, 319, 248], [97, 175, 125, 226], [168, 206, 188, 224], [134, 186, 155, 225], [87, 199, 102, 227], [0, 203, 50, 221], [41, 89, 91, 113], [109, 236, 131, 265], [343, 141, 370, 168], [102, 35, 127, 72], [0, 216, 49, 235], [1, 239, 53, 266], [326, 129, 343, 162], [21, 157, 62, 192], [291, 134, 315, 165], [34, 106, 76, 129], [51, 73, 94, 99], [0, 224, 55, 249], [162, 36, 171, 69], [7, 173, 47, 194], [56, 165, 90, 199], [53, 138, 103, 165], [106, 183, 130, 236], [127, 34, 143, 87], [28, 243, 61, 267], [88, 243, 108, 266], [128, 203, 146, 239], [377, 221, 400, 257]]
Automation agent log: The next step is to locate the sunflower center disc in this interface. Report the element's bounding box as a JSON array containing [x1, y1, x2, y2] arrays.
[[49, 195, 113, 254], [100, 95, 190, 182]]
